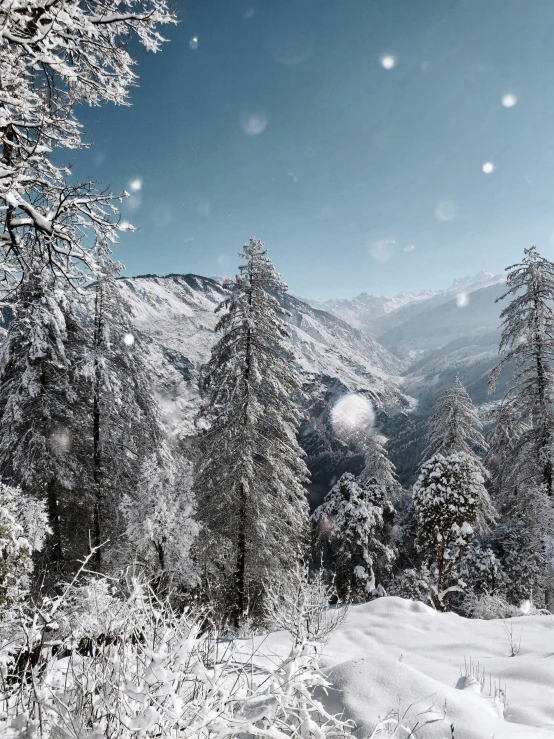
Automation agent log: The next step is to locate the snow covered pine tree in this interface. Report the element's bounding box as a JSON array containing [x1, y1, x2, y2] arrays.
[[196, 238, 309, 627], [0, 271, 90, 574], [312, 471, 396, 601], [413, 453, 494, 610], [425, 374, 487, 468], [489, 246, 554, 496], [85, 243, 163, 569]]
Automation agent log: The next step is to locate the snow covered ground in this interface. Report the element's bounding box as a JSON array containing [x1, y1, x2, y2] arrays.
[[255, 597, 554, 738]]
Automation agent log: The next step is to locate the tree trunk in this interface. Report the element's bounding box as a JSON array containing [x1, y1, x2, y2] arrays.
[[534, 301, 553, 496], [47, 479, 63, 569], [233, 280, 254, 628], [234, 483, 247, 628], [92, 285, 104, 567]]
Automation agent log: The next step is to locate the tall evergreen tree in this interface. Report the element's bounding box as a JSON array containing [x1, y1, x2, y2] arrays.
[[413, 453, 494, 610], [489, 246, 554, 496], [359, 433, 402, 497], [312, 472, 396, 601], [0, 270, 90, 571], [425, 375, 487, 465], [196, 238, 310, 627], [85, 244, 163, 568]]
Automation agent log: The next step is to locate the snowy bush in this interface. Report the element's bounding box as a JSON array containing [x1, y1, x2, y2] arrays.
[[0, 482, 49, 612], [461, 592, 522, 620], [264, 564, 347, 645], [122, 454, 198, 588], [0, 560, 353, 739]]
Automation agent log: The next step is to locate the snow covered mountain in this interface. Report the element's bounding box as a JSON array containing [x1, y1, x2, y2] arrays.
[[304, 271, 504, 336], [116, 273, 412, 499], [116, 271, 511, 490], [299, 273, 509, 484]]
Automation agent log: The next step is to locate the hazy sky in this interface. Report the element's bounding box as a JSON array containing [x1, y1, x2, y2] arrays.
[[72, 0, 554, 299]]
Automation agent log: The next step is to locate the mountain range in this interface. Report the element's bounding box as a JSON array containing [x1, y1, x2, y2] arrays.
[[117, 269, 510, 497]]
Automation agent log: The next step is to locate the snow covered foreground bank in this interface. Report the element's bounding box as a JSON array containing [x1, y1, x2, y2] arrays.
[[251, 597, 554, 738]]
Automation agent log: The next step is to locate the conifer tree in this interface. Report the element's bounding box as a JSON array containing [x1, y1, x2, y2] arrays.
[[196, 238, 309, 627], [312, 472, 396, 601], [489, 246, 554, 496], [425, 375, 487, 465], [413, 453, 494, 610], [85, 244, 162, 568], [359, 433, 402, 498], [0, 270, 90, 571]]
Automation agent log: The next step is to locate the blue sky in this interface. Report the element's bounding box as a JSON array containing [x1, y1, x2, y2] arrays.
[[72, 0, 554, 299]]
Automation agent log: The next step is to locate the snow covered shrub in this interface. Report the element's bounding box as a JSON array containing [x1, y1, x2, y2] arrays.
[[312, 473, 396, 602], [461, 592, 521, 620], [122, 454, 198, 589], [387, 566, 431, 604], [413, 453, 494, 610], [264, 564, 347, 645], [0, 482, 49, 613], [0, 563, 353, 739], [460, 544, 505, 596]]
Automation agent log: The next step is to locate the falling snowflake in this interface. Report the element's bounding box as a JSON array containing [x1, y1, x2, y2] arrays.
[[129, 178, 142, 191], [380, 55, 396, 70], [239, 112, 268, 136], [189, 36, 199, 50], [456, 293, 469, 308], [435, 202, 456, 222], [124, 333, 135, 346], [331, 394, 375, 443], [501, 93, 517, 108], [369, 238, 395, 263], [482, 162, 494, 174]]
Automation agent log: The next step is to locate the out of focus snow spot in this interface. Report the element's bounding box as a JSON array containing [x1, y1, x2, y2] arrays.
[[331, 394, 375, 443], [420, 60, 429, 72], [151, 204, 173, 227], [124, 333, 135, 346], [457, 292, 469, 308], [501, 93, 517, 108], [51, 429, 71, 452], [244, 8, 256, 19], [380, 54, 396, 70], [482, 162, 495, 174], [196, 199, 211, 217], [240, 112, 268, 136], [217, 254, 229, 269], [119, 220, 135, 231], [369, 238, 395, 262], [266, 26, 315, 65], [403, 245, 415, 252], [435, 201, 456, 222], [129, 178, 142, 192], [94, 152, 106, 166], [189, 36, 199, 50], [288, 171, 298, 183]]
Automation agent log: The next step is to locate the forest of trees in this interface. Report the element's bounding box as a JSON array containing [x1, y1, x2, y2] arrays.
[[1, 0, 554, 735]]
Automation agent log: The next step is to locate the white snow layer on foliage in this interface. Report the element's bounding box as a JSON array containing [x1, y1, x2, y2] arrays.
[[248, 597, 554, 738]]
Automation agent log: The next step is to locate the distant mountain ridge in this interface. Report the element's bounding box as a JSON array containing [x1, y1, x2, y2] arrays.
[[302, 271, 505, 335], [115, 273, 412, 500], [112, 269, 510, 489]]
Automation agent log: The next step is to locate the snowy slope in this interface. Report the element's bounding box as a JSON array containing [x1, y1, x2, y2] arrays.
[[116, 274, 411, 491], [252, 598, 554, 739]]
